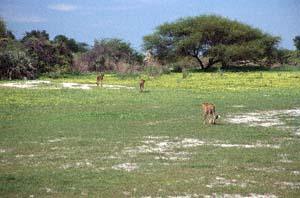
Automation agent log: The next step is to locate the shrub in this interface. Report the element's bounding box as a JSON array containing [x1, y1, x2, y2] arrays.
[[0, 41, 35, 80], [75, 38, 144, 73]]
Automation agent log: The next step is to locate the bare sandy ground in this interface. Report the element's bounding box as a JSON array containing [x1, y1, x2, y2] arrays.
[[226, 108, 300, 135], [0, 80, 135, 90]]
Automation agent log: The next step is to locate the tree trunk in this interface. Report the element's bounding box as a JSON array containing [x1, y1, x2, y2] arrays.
[[221, 60, 228, 69], [204, 58, 214, 70], [8, 71, 12, 80], [204, 58, 219, 71], [193, 56, 204, 70]]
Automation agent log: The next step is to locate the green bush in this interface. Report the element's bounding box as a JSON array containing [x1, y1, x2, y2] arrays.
[[0, 48, 35, 80]]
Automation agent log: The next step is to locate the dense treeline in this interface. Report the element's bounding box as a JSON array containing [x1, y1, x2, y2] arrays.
[[0, 17, 145, 79], [0, 18, 89, 80], [0, 15, 299, 80], [73, 38, 144, 73]]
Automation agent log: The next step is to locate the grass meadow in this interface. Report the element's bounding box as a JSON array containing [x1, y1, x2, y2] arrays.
[[1, 70, 300, 197]]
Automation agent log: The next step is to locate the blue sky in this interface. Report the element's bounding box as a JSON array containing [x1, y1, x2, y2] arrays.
[[0, 0, 299, 51]]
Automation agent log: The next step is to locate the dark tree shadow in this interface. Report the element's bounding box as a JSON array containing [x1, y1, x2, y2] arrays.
[[190, 65, 270, 73]]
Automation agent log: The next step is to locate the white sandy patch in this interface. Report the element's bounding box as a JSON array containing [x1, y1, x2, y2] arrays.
[[141, 195, 193, 198], [226, 113, 284, 127], [1, 82, 36, 88], [45, 187, 53, 193], [62, 82, 135, 90], [0, 80, 51, 89], [48, 137, 66, 143], [62, 82, 92, 90], [77, 161, 93, 167], [154, 156, 189, 161], [206, 177, 247, 188], [294, 128, 300, 136], [16, 154, 35, 158], [120, 136, 279, 164], [101, 155, 121, 160], [1, 80, 135, 90], [144, 136, 170, 139], [123, 191, 131, 196], [26, 80, 51, 84], [232, 105, 246, 108], [247, 167, 285, 173], [211, 143, 280, 149], [123, 137, 198, 160], [274, 109, 300, 116], [141, 194, 277, 198], [291, 171, 300, 175], [205, 194, 277, 198], [278, 154, 293, 163], [226, 108, 300, 133], [0, 149, 6, 153], [275, 181, 300, 189], [61, 159, 94, 169], [181, 138, 205, 148], [112, 162, 138, 172]]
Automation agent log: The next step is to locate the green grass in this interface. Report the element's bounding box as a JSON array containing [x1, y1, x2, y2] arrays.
[[1, 71, 300, 197]]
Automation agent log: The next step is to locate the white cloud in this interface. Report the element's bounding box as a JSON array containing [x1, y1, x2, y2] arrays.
[[48, 4, 78, 11]]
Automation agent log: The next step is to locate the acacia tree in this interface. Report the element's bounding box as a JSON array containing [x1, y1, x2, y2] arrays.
[[143, 15, 280, 69]]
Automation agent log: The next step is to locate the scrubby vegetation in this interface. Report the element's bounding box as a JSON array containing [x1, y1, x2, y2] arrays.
[[73, 38, 144, 73], [1, 16, 300, 80]]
